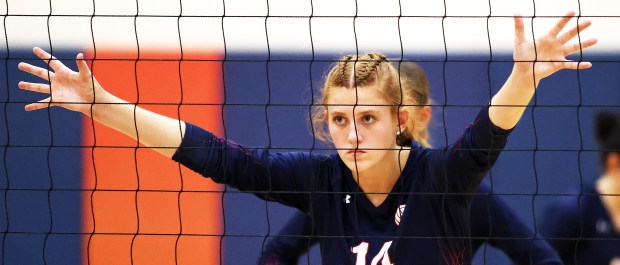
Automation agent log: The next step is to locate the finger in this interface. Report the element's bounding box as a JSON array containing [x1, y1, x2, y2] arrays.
[[75, 53, 91, 76], [17, 62, 54, 81], [559, 20, 592, 44], [25, 97, 51, 111], [514, 14, 525, 44], [564, 38, 598, 56], [33, 47, 64, 72], [563, 61, 592, 70], [18, 81, 51, 94], [549, 11, 576, 37]]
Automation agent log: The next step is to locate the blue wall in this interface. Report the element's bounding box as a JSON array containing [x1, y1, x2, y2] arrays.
[[1, 50, 83, 264], [1, 49, 619, 264]]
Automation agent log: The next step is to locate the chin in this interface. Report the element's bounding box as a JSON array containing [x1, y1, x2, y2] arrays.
[[342, 159, 373, 175]]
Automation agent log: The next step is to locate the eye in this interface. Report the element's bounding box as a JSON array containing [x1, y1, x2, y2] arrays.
[[361, 115, 375, 124], [333, 116, 347, 125]]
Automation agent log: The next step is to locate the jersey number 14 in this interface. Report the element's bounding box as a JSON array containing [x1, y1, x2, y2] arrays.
[[351, 241, 393, 265]]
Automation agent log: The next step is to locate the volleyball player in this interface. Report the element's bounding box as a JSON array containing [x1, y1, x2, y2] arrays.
[[17, 13, 595, 264], [257, 62, 562, 265], [540, 111, 620, 264]]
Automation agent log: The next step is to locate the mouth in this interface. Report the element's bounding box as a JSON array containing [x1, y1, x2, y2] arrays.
[[346, 149, 366, 157]]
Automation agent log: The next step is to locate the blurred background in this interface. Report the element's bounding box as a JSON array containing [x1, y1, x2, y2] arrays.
[[1, 0, 619, 264]]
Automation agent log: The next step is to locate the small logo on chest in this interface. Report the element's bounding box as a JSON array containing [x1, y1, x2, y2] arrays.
[[596, 219, 611, 235], [394, 204, 406, 226], [344, 194, 351, 204]]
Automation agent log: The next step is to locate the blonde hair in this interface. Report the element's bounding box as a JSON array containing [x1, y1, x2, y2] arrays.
[[393, 61, 431, 147], [310, 53, 430, 147]]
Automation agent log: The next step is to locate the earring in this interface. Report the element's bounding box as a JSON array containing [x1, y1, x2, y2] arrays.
[[396, 128, 407, 146]]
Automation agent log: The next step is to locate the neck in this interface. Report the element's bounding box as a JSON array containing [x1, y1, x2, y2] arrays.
[[597, 172, 620, 233], [354, 149, 410, 207]]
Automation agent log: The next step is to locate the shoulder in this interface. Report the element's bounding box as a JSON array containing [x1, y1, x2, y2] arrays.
[[547, 183, 599, 214], [407, 145, 435, 167], [400, 146, 434, 178], [541, 185, 590, 235], [546, 192, 581, 216]]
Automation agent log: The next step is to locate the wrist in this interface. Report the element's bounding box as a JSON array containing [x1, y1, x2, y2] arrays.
[[510, 65, 540, 88], [82, 88, 119, 117]]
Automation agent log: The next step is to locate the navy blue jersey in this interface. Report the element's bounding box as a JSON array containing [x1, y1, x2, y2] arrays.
[[541, 183, 620, 265], [172, 107, 511, 264], [258, 182, 562, 265]]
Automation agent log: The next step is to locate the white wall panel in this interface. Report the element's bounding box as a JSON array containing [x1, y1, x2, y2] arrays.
[[1, 0, 616, 53]]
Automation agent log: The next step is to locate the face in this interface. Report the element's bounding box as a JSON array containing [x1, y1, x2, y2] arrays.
[[607, 153, 620, 175], [326, 85, 403, 176]]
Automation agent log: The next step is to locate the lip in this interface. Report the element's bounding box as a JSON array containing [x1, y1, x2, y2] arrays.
[[347, 150, 366, 157]]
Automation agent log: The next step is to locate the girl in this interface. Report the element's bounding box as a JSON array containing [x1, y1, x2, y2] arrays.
[[541, 111, 620, 264], [258, 62, 563, 264], [18, 13, 595, 264]]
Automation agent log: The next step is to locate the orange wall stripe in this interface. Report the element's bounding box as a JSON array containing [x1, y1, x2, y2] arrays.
[[81, 49, 224, 265]]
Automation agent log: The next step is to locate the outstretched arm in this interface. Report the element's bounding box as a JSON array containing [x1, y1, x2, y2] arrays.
[[489, 12, 597, 130], [18, 47, 185, 158], [19, 48, 320, 210]]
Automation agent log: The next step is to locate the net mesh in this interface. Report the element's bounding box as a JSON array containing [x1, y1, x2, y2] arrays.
[[1, 0, 619, 264]]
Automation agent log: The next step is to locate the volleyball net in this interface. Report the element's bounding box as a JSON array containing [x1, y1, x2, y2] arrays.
[[1, 0, 619, 264]]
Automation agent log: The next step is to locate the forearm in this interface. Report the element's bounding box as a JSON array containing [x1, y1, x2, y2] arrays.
[[88, 91, 185, 158], [489, 12, 596, 130], [489, 68, 537, 130]]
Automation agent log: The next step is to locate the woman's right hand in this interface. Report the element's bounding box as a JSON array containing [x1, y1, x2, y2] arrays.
[[18, 47, 107, 115]]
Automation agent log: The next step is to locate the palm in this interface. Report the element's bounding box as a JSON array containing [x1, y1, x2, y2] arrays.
[[515, 35, 566, 79], [18, 47, 101, 114], [512, 12, 597, 82], [47, 66, 96, 112]]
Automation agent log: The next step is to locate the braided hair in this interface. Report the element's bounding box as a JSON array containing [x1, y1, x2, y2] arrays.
[[311, 53, 419, 145], [330, 53, 389, 88]]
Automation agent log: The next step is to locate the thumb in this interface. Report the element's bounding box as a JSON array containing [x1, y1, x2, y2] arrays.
[[76, 53, 92, 76], [25, 97, 52, 111]]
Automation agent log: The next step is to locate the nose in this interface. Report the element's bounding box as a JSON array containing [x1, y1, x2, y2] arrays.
[[347, 123, 362, 147]]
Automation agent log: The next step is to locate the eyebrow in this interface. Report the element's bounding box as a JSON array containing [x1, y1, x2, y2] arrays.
[[328, 109, 379, 116]]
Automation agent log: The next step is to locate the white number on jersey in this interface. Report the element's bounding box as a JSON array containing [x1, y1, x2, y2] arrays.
[[351, 241, 393, 265]]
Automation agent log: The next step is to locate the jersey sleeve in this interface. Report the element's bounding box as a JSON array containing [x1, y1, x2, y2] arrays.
[[171, 123, 328, 211], [430, 106, 513, 196], [258, 211, 318, 265], [470, 183, 563, 265]]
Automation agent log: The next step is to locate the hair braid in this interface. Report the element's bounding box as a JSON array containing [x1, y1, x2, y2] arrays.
[[356, 53, 387, 84], [338, 55, 353, 86], [312, 52, 411, 144]]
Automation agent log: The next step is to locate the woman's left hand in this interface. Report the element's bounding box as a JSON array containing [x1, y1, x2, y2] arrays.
[[512, 11, 598, 84]]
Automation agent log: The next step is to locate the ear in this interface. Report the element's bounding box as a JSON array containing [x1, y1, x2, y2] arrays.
[[398, 107, 409, 128], [418, 106, 431, 127]]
